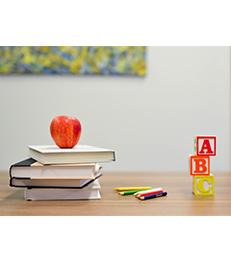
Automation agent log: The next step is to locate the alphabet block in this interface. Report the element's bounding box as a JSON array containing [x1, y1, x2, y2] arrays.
[[190, 155, 210, 176], [194, 137, 197, 153], [196, 136, 216, 156], [193, 174, 215, 196]]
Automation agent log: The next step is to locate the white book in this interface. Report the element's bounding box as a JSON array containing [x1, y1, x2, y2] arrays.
[[10, 173, 102, 188], [25, 189, 101, 201], [28, 144, 115, 165], [24, 180, 101, 201], [10, 158, 102, 179]]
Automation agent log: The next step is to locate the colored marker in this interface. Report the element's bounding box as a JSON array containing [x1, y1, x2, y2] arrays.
[[135, 188, 164, 196], [119, 190, 145, 195], [138, 191, 167, 200], [114, 186, 152, 192], [135, 189, 164, 198]]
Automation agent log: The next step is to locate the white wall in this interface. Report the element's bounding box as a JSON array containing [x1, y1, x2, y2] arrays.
[[0, 47, 230, 171]]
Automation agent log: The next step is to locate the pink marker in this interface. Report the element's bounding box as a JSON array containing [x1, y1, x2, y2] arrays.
[[135, 187, 164, 198]]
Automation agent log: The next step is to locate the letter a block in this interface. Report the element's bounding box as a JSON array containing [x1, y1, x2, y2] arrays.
[[190, 155, 210, 176], [196, 136, 216, 156], [193, 175, 215, 196]]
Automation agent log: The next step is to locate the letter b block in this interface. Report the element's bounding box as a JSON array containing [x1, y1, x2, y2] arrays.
[[193, 175, 215, 196], [190, 155, 210, 176]]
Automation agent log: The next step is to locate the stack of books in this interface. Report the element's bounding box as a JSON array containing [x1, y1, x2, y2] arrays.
[[9, 145, 115, 200]]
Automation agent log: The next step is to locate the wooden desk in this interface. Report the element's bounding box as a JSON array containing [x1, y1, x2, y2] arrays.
[[0, 171, 230, 215]]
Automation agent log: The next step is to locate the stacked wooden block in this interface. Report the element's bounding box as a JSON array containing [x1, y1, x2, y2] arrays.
[[189, 136, 216, 196]]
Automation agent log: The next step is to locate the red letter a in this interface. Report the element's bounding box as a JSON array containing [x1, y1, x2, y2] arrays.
[[199, 140, 213, 154]]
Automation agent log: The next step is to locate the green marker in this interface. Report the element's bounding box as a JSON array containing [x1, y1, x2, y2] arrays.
[[119, 190, 145, 195]]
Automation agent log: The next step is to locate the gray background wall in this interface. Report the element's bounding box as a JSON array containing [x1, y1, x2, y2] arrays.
[[0, 47, 230, 171]]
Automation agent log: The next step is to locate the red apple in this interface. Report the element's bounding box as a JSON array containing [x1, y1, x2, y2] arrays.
[[50, 115, 81, 148]]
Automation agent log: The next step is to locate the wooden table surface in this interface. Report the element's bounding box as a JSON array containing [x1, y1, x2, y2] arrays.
[[0, 171, 230, 216]]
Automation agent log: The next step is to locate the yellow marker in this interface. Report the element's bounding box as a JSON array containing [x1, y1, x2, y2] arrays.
[[193, 174, 215, 196], [114, 186, 152, 192]]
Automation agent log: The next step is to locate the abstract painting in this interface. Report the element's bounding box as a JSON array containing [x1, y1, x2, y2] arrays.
[[0, 46, 146, 76]]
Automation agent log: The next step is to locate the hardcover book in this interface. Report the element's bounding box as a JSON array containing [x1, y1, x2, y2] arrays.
[[28, 145, 115, 164], [24, 180, 101, 201], [10, 173, 102, 189], [10, 158, 102, 179]]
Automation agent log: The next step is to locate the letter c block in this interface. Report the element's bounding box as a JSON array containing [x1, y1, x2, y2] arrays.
[[193, 175, 215, 196]]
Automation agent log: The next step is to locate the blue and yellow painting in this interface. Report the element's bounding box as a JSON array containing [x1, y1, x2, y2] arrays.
[[0, 46, 146, 76]]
